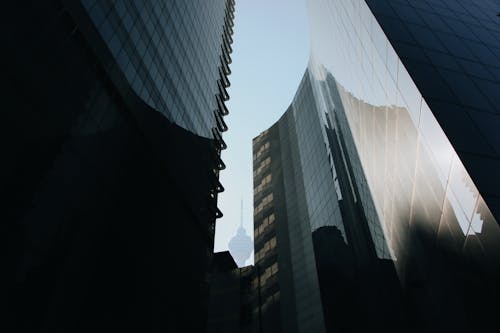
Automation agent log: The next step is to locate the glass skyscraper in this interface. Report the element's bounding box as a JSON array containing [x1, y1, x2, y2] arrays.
[[253, 0, 500, 332], [2, 0, 234, 331], [81, 0, 233, 138]]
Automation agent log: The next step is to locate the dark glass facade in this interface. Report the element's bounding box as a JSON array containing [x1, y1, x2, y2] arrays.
[[253, 87, 326, 333], [81, 0, 233, 137], [2, 0, 234, 331], [363, 0, 500, 221], [253, 1, 500, 332]]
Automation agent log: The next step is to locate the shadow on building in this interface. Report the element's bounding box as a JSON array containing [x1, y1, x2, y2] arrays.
[[1, 1, 235, 331]]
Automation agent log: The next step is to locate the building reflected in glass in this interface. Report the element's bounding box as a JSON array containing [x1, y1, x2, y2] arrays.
[[253, 0, 500, 331]]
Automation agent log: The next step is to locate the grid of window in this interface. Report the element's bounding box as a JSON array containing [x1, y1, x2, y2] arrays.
[[254, 193, 274, 216], [254, 157, 271, 177], [252, 1, 500, 329], [254, 213, 275, 239], [290, 72, 348, 241], [254, 237, 277, 263], [254, 173, 272, 196], [253, 116, 326, 332], [364, 0, 500, 221], [260, 262, 279, 286], [308, 0, 499, 262], [80, 0, 232, 138], [254, 142, 270, 160]]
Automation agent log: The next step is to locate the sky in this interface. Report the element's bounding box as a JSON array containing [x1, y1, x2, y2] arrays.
[[214, 0, 310, 265]]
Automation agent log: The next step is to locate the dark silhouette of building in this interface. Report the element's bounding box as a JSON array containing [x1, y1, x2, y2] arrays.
[[252, 1, 500, 331], [207, 252, 240, 332], [1, 0, 234, 332], [207, 252, 257, 333]]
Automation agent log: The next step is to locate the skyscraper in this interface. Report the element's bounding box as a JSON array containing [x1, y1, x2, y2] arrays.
[[253, 0, 500, 332], [2, 0, 234, 331], [253, 109, 325, 333]]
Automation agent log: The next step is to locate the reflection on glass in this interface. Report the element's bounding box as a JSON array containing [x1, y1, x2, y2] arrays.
[[308, 0, 498, 260], [305, 1, 499, 329]]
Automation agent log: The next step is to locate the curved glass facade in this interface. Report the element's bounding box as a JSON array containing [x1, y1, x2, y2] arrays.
[[3, 1, 235, 331], [253, 107, 326, 333], [306, 0, 500, 330], [254, 0, 500, 331], [307, 0, 499, 271], [82, 0, 233, 138]]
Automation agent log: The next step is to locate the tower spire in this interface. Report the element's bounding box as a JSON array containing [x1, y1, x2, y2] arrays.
[[240, 197, 243, 227], [228, 196, 252, 267]]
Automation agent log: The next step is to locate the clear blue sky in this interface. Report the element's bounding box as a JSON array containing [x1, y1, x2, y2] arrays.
[[214, 0, 310, 265]]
